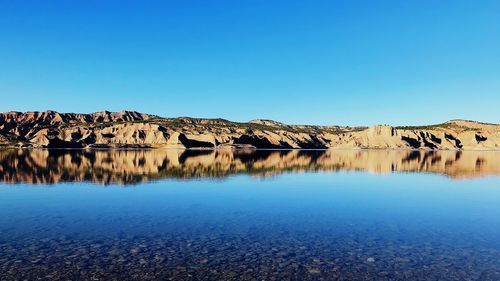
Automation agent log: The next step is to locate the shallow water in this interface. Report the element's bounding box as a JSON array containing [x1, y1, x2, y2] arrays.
[[0, 149, 500, 280]]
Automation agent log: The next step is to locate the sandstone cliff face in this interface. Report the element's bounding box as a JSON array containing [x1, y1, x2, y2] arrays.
[[0, 110, 155, 141], [327, 122, 500, 150], [0, 111, 498, 150]]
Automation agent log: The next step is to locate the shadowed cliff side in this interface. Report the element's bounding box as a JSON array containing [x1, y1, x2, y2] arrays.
[[1, 111, 499, 150]]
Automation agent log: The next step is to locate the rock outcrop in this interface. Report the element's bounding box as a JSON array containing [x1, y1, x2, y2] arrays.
[[0, 111, 499, 150]]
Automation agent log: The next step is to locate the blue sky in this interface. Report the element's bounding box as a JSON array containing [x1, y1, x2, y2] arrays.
[[0, 0, 498, 126]]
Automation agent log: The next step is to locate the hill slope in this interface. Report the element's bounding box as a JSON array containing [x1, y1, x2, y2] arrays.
[[0, 111, 499, 150]]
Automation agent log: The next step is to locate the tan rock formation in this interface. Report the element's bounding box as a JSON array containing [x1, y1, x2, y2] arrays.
[[0, 111, 498, 150]]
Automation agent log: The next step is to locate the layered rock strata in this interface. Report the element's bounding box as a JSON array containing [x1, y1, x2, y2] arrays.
[[0, 111, 499, 150]]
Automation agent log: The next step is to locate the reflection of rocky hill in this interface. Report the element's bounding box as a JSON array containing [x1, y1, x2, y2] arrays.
[[1, 111, 499, 150], [0, 149, 498, 185]]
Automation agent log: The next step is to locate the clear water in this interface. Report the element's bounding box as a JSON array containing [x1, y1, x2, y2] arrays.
[[0, 149, 499, 280]]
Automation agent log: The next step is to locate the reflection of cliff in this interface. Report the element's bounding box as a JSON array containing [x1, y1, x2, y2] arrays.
[[1, 149, 499, 185]]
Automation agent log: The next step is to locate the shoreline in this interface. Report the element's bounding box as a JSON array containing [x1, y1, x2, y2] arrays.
[[2, 146, 500, 152]]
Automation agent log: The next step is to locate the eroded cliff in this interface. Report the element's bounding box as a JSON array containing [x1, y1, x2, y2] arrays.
[[0, 111, 499, 150]]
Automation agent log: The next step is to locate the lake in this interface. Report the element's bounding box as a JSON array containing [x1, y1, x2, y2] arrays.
[[0, 149, 500, 280]]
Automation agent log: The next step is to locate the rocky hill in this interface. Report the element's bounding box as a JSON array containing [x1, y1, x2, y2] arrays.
[[0, 110, 499, 150]]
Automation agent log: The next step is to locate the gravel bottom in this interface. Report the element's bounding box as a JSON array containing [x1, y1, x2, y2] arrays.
[[1, 228, 500, 281]]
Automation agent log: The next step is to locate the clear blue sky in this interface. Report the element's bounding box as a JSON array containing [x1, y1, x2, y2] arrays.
[[0, 0, 498, 126]]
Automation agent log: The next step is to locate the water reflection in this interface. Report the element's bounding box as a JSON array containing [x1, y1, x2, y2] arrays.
[[1, 149, 499, 184], [1, 150, 500, 280]]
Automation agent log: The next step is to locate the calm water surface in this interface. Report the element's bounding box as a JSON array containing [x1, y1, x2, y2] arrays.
[[0, 149, 500, 280]]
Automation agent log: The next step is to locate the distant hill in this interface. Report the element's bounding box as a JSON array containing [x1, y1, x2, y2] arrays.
[[0, 111, 499, 150]]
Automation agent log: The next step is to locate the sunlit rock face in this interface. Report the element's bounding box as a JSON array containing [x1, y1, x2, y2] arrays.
[[1, 111, 499, 150], [0, 149, 498, 185]]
